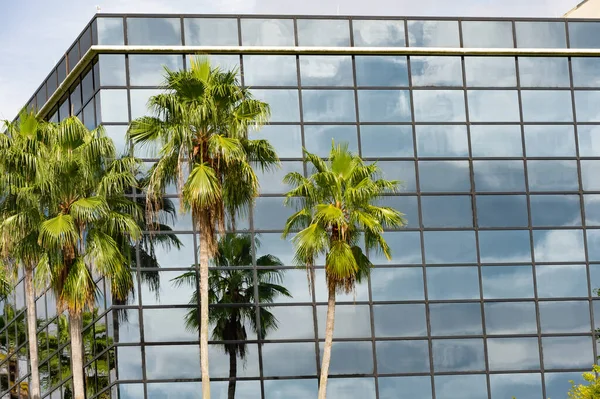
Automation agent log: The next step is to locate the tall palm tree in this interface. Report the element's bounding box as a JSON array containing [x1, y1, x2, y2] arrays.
[[0, 110, 54, 399], [35, 117, 142, 399], [174, 233, 290, 399], [282, 142, 406, 399], [128, 57, 278, 398]]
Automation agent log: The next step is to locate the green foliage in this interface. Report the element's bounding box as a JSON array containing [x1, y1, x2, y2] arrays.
[[567, 365, 600, 399]]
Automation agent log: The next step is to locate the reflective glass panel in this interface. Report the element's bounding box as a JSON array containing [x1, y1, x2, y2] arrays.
[[370, 231, 422, 265], [144, 233, 195, 268], [473, 160, 525, 192], [410, 56, 462, 87], [432, 339, 485, 372], [470, 125, 523, 157], [421, 195, 473, 227], [243, 55, 297, 86], [254, 197, 293, 230], [98, 54, 126, 86], [317, 306, 371, 339], [575, 91, 600, 122], [430, 303, 482, 336], [300, 56, 353, 86], [127, 17, 182, 45], [490, 374, 542, 399], [188, 54, 240, 73], [250, 125, 302, 158], [477, 195, 528, 228], [530, 195, 581, 227], [582, 160, 600, 191], [315, 269, 369, 302], [264, 380, 318, 398], [515, 22, 567, 48], [117, 347, 143, 380], [130, 89, 161, 120], [485, 302, 538, 334], [589, 230, 600, 261], [418, 160, 471, 193], [241, 19, 294, 46], [435, 374, 487, 399], [297, 19, 350, 46], [461, 21, 514, 48], [521, 90, 573, 122], [184, 18, 238, 46], [569, 22, 600, 48], [527, 161, 579, 192], [378, 376, 432, 399], [533, 229, 585, 262], [252, 89, 300, 122], [360, 125, 414, 158], [585, 195, 600, 225], [147, 382, 201, 397], [318, 341, 373, 375], [302, 90, 356, 122], [373, 304, 427, 337], [377, 161, 417, 192], [480, 230, 532, 263], [267, 306, 314, 340], [424, 231, 476, 264], [377, 341, 429, 373], [487, 338, 540, 371], [143, 308, 198, 341], [99, 89, 128, 123], [96, 17, 124, 45], [524, 125, 576, 157], [407, 20, 460, 47], [262, 342, 317, 376], [427, 266, 479, 300], [482, 266, 534, 299], [413, 90, 466, 122], [572, 57, 600, 87], [353, 20, 405, 47], [371, 267, 425, 301], [357, 90, 411, 122], [518, 57, 570, 87], [355, 56, 408, 87], [464, 57, 516, 87], [304, 125, 358, 157], [256, 161, 303, 194], [416, 125, 468, 157], [377, 196, 419, 228], [256, 233, 294, 266], [546, 372, 587, 399], [578, 125, 600, 157], [328, 379, 376, 399], [82, 100, 96, 130], [103, 125, 128, 156], [537, 264, 588, 298], [128, 55, 183, 86], [540, 301, 591, 334], [468, 90, 520, 122], [145, 345, 200, 379], [118, 384, 144, 398], [542, 336, 594, 369]]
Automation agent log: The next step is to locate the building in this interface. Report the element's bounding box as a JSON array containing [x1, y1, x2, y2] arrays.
[[4, 12, 600, 399], [565, 0, 600, 18]]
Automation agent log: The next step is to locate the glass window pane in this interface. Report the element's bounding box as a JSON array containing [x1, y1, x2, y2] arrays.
[[585, 195, 600, 226], [377, 196, 419, 228], [518, 57, 570, 87], [578, 125, 600, 157], [488, 338, 540, 371], [262, 343, 316, 376], [515, 22, 567, 48], [572, 58, 600, 87], [378, 161, 417, 192], [521, 90, 573, 122], [264, 380, 317, 398], [468, 90, 520, 122], [250, 125, 302, 159], [533, 229, 585, 262], [328, 378, 376, 398], [527, 160, 579, 192], [300, 56, 353, 87], [419, 160, 471, 193], [546, 372, 587, 399], [82, 99, 95, 130], [360, 125, 414, 158], [244, 55, 297, 86], [435, 375, 487, 399], [297, 19, 350, 46], [461, 21, 514, 48], [127, 17, 181, 45], [524, 125, 575, 157], [304, 125, 358, 157], [582, 160, 600, 191], [98, 54, 126, 86], [416, 125, 468, 157], [470, 125, 523, 157], [490, 374, 542, 399], [371, 267, 425, 301], [374, 304, 427, 337], [130, 89, 161, 120], [413, 90, 466, 122], [267, 306, 314, 340], [355, 56, 408, 87], [479, 230, 532, 263], [143, 308, 197, 342], [370, 231, 422, 265], [253, 89, 300, 122], [482, 266, 534, 299], [536, 265, 588, 298], [421, 195, 473, 228], [410, 56, 462, 86], [317, 305, 371, 339], [358, 90, 411, 122], [540, 301, 591, 333], [241, 19, 294, 46], [432, 340, 485, 372], [188, 54, 240, 72], [318, 341, 373, 375], [464, 57, 516, 87], [485, 302, 538, 334], [530, 195, 581, 227], [474, 160, 525, 192], [377, 341, 429, 373], [353, 20, 405, 47], [103, 125, 128, 156], [302, 90, 355, 122], [129, 55, 183, 86], [81, 69, 94, 104], [543, 336, 594, 369], [424, 231, 476, 264], [477, 195, 528, 228], [99, 89, 128, 123], [145, 346, 200, 379], [184, 18, 238, 46], [427, 266, 479, 300], [569, 22, 600, 48], [379, 376, 432, 399], [585, 229, 600, 261], [116, 347, 143, 380], [96, 17, 124, 45], [575, 91, 600, 122], [254, 197, 293, 230], [408, 20, 460, 47], [256, 161, 303, 194]]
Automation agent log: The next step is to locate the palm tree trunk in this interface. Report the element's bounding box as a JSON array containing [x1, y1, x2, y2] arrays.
[[199, 232, 211, 399], [227, 350, 237, 399], [24, 266, 41, 399], [317, 286, 336, 399], [68, 312, 86, 399]]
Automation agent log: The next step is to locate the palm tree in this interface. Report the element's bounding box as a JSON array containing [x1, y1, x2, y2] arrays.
[[173, 233, 290, 399], [35, 117, 142, 399], [128, 57, 278, 398], [0, 110, 54, 399], [282, 142, 406, 399]]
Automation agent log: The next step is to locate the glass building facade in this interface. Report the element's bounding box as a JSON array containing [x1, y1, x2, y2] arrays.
[[5, 14, 600, 399]]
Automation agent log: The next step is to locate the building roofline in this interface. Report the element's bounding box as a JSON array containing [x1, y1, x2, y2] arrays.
[[564, 0, 592, 17]]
